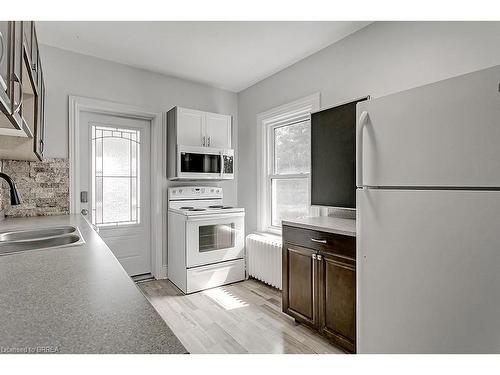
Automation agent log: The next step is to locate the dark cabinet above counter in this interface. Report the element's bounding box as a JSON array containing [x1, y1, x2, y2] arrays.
[[0, 21, 46, 161]]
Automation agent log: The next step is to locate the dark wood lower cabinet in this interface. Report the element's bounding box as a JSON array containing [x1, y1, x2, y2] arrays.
[[318, 253, 356, 352], [282, 224, 356, 353], [282, 245, 318, 327]]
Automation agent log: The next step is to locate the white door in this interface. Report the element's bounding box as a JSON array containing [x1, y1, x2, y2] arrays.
[[185, 214, 245, 268], [357, 64, 500, 188], [205, 112, 231, 148], [177, 107, 205, 147], [357, 188, 500, 353], [79, 111, 152, 276]]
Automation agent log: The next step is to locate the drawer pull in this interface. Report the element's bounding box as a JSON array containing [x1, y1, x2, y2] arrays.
[[311, 238, 327, 244]]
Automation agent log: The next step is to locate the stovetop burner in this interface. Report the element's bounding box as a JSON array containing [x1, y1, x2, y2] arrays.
[[207, 205, 234, 210], [174, 204, 239, 213]]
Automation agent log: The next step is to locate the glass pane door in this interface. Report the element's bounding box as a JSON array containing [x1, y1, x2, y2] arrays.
[[199, 223, 235, 252], [91, 125, 141, 226]]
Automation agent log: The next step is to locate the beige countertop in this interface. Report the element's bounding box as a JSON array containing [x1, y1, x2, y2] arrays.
[[282, 216, 356, 237]]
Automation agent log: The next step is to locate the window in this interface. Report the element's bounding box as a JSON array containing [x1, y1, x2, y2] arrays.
[[270, 120, 311, 227], [91, 125, 141, 226], [257, 94, 320, 233]]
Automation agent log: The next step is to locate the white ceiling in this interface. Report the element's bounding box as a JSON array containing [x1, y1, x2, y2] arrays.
[[36, 21, 371, 92]]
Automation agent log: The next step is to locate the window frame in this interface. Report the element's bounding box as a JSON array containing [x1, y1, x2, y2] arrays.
[[257, 93, 320, 234]]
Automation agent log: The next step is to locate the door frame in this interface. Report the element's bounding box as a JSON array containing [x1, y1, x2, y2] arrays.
[[69, 95, 165, 279]]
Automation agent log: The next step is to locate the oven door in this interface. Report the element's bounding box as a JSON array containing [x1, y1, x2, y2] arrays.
[[177, 145, 223, 179], [185, 213, 245, 268]]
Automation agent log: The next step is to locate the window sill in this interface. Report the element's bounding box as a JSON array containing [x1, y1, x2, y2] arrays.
[[258, 227, 282, 237]]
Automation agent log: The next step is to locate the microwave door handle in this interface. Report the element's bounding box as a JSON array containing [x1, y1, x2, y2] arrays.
[[177, 147, 181, 176], [220, 152, 224, 179]]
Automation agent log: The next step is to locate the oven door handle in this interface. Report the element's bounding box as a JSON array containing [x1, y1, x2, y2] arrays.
[[186, 213, 245, 222]]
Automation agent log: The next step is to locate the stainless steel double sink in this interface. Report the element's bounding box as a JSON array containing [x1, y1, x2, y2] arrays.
[[0, 225, 85, 256]]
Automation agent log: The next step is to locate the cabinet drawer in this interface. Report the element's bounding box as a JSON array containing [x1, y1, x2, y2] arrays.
[[282, 224, 356, 260]]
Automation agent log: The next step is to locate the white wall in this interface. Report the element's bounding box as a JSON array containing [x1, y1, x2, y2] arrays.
[[40, 45, 239, 271], [237, 21, 500, 233], [41, 44, 239, 204]]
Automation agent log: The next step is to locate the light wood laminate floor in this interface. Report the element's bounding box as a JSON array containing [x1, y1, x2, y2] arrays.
[[137, 278, 343, 354]]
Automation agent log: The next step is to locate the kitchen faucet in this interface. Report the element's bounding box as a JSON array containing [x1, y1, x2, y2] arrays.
[[0, 172, 21, 205]]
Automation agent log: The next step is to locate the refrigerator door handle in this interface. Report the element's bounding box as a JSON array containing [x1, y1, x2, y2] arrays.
[[357, 111, 369, 187]]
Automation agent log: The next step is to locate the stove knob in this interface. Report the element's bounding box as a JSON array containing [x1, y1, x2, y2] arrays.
[[210, 189, 214, 193], [179, 189, 183, 194], [201, 188, 205, 193], [172, 190, 177, 194]]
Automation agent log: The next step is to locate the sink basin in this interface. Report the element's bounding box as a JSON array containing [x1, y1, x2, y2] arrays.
[[0, 225, 85, 256], [0, 225, 77, 242], [0, 235, 82, 255]]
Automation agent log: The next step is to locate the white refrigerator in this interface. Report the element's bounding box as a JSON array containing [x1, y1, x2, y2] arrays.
[[356, 64, 500, 353]]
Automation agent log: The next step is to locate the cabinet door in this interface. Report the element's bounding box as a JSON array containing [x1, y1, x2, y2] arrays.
[[34, 70, 44, 159], [9, 21, 23, 128], [30, 25, 39, 92], [205, 112, 231, 148], [177, 107, 205, 146], [0, 22, 12, 114], [282, 243, 318, 328], [22, 21, 32, 62], [319, 253, 356, 352]]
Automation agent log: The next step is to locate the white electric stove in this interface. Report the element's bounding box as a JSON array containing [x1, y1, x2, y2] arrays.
[[167, 186, 245, 294]]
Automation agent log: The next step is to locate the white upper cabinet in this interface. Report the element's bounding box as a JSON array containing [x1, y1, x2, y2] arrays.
[[177, 107, 205, 147], [205, 112, 231, 148], [169, 106, 232, 149]]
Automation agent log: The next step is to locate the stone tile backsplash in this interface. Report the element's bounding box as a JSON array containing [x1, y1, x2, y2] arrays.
[[0, 158, 70, 218]]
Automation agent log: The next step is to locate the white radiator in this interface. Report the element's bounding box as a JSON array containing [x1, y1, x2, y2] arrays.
[[246, 233, 282, 290]]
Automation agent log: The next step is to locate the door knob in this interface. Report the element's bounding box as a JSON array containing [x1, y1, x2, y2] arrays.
[[81, 209, 88, 215]]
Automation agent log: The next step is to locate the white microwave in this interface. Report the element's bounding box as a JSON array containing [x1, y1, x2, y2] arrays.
[[170, 145, 234, 180]]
